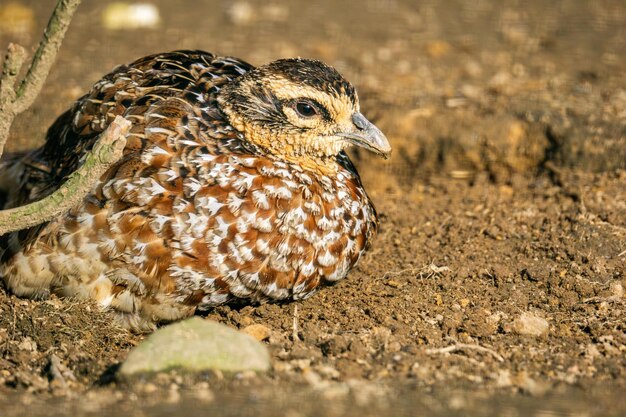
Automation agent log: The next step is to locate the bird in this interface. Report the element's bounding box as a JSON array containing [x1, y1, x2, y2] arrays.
[[0, 50, 390, 332]]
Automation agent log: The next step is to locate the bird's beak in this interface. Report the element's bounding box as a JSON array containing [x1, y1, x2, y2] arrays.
[[337, 113, 391, 158]]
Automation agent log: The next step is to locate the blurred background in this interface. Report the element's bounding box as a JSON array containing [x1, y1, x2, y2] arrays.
[[0, 0, 624, 194]]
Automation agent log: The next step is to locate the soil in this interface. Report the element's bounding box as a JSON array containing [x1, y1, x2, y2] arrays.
[[0, 0, 624, 416]]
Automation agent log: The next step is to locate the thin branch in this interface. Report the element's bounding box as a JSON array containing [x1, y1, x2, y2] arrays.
[[0, 0, 82, 158], [0, 43, 26, 104], [292, 305, 300, 342], [0, 116, 130, 235], [48, 354, 77, 388], [0, 0, 91, 237], [0, 44, 27, 154], [14, 0, 82, 112]]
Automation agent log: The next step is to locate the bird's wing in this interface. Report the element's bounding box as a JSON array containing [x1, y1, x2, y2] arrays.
[[9, 50, 254, 207]]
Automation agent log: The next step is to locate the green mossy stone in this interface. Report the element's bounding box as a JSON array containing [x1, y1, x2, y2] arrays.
[[118, 317, 271, 376]]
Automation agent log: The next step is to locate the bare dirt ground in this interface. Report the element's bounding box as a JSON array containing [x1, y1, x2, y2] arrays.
[[0, 1, 624, 415]]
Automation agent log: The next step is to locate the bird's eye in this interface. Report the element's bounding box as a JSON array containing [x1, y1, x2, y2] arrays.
[[294, 101, 318, 118]]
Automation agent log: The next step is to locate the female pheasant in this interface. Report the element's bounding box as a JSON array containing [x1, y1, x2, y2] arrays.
[[0, 50, 390, 332]]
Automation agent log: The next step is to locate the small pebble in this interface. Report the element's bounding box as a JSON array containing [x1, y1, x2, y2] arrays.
[[242, 324, 272, 341], [512, 312, 549, 336]]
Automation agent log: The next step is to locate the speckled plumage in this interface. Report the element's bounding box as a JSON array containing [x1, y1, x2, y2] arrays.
[[0, 50, 390, 332]]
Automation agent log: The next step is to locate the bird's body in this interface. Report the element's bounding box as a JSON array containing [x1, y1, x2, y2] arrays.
[[0, 50, 390, 331]]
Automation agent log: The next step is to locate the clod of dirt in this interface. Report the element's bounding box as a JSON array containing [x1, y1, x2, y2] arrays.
[[511, 312, 550, 337], [118, 317, 270, 376], [242, 324, 272, 341]]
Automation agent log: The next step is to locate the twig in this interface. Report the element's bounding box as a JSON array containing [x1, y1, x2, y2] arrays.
[[0, 44, 26, 105], [0, 0, 82, 157], [292, 305, 300, 342], [1, 298, 17, 356], [425, 342, 505, 363], [48, 354, 77, 388], [14, 0, 82, 112], [0, 45, 26, 155], [0, 117, 130, 235], [582, 296, 624, 305], [381, 268, 415, 280], [380, 263, 451, 281], [0, 0, 90, 235]]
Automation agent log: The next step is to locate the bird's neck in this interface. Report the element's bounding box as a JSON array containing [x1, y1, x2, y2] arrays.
[[223, 112, 341, 176], [289, 155, 339, 176]]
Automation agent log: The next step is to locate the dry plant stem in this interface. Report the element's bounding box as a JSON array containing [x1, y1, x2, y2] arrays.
[[0, 0, 82, 157], [425, 343, 505, 363], [0, 117, 130, 235], [292, 305, 299, 342], [0, 44, 27, 154]]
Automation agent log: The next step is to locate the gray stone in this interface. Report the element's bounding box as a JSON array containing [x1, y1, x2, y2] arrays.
[[118, 317, 271, 376]]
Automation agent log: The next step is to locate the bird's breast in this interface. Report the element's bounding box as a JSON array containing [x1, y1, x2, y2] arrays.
[[88, 144, 377, 308], [168, 153, 377, 305]]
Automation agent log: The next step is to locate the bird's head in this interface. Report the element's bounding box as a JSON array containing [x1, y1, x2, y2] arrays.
[[217, 58, 391, 172]]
